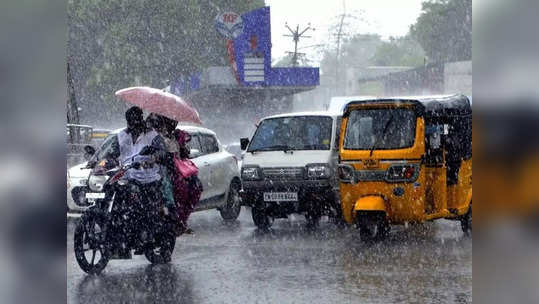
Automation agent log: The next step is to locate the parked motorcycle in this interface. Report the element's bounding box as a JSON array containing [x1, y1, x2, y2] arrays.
[[73, 158, 177, 275]]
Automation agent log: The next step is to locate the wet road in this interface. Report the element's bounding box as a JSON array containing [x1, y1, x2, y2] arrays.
[[67, 208, 471, 304]]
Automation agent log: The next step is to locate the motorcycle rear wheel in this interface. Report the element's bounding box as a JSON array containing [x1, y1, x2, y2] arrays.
[[144, 233, 176, 264]]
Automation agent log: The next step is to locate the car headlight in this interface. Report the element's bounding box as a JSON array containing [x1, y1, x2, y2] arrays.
[[305, 163, 331, 179], [241, 166, 262, 180], [338, 164, 355, 183], [88, 174, 108, 192]]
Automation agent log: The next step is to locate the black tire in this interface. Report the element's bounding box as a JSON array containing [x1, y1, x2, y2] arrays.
[[305, 210, 321, 229], [71, 187, 90, 207], [460, 203, 472, 236], [220, 181, 242, 221], [145, 233, 176, 264], [356, 212, 389, 242], [74, 212, 110, 275], [251, 206, 273, 230]]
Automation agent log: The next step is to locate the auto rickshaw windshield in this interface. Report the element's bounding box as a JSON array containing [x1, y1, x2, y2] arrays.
[[344, 108, 416, 150]]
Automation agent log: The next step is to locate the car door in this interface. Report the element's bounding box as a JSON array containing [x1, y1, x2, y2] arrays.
[[202, 134, 228, 199], [198, 133, 223, 202], [186, 133, 210, 202]]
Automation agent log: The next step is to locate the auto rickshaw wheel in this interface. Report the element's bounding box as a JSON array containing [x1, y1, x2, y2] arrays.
[[356, 212, 389, 242], [460, 203, 472, 236]]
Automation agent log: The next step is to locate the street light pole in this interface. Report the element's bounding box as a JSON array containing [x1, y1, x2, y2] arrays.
[[283, 23, 315, 67]]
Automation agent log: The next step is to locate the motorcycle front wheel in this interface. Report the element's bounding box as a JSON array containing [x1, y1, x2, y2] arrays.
[[74, 211, 110, 274]]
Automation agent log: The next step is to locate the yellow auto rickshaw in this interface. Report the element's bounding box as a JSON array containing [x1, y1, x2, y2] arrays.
[[337, 94, 472, 241]]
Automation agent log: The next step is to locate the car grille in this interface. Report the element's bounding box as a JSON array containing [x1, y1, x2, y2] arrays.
[[262, 167, 304, 180]]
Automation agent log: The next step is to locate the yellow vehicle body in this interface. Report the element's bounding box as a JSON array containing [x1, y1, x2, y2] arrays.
[[338, 95, 472, 233]]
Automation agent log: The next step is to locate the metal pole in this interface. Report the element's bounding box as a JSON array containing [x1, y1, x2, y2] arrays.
[[284, 23, 314, 67]]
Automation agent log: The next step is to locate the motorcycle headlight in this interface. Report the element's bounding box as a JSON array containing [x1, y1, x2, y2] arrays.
[[305, 163, 331, 179], [88, 174, 108, 192], [241, 166, 262, 181]]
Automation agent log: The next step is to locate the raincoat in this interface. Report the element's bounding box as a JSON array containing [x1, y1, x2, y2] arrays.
[[172, 129, 203, 226]]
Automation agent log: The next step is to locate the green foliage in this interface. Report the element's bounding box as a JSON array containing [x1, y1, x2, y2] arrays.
[[410, 0, 472, 63], [319, 34, 384, 76], [370, 37, 425, 67], [68, 0, 264, 125]]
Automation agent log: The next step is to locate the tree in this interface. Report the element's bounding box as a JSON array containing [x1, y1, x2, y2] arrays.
[[409, 0, 472, 63], [370, 37, 425, 67], [68, 0, 264, 125], [319, 34, 384, 80]]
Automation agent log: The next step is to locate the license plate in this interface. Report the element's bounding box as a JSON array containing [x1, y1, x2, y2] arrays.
[[263, 192, 298, 202], [85, 192, 105, 199]]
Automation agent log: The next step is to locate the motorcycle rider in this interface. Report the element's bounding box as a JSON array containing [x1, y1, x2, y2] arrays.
[[146, 113, 199, 235], [106, 106, 168, 256]]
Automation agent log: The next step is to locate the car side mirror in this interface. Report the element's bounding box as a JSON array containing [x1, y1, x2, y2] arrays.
[[240, 138, 249, 150], [189, 148, 201, 158], [83, 145, 96, 161]]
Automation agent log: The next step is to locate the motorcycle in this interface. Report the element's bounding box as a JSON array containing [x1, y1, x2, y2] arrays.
[[73, 157, 178, 275]]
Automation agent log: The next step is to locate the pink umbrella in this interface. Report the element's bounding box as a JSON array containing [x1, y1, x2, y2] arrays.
[[115, 86, 201, 124]]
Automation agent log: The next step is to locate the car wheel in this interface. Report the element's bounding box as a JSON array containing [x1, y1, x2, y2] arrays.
[[219, 181, 242, 221], [305, 210, 321, 229], [251, 206, 273, 230], [71, 187, 87, 206]]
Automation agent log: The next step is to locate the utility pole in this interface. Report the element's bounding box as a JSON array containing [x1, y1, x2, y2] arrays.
[[67, 60, 80, 125], [283, 23, 315, 67], [335, 0, 346, 95]]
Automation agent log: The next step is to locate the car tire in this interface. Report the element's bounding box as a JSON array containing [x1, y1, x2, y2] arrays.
[[305, 210, 321, 229], [71, 187, 87, 207], [251, 206, 273, 230], [219, 181, 242, 221]]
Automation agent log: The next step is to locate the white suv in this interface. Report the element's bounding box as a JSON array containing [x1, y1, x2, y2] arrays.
[[67, 125, 242, 221]]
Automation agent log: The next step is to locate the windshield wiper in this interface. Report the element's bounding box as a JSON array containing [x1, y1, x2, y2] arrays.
[[250, 145, 294, 153], [369, 114, 394, 157]]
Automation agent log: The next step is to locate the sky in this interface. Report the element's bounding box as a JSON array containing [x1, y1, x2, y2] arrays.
[[265, 0, 424, 64]]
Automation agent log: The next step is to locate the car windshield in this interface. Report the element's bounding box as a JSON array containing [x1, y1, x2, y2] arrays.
[[248, 116, 333, 152], [344, 108, 416, 150]]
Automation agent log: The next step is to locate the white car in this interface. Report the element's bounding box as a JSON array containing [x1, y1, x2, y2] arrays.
[[240, 111, 343, 229], [67, 125, 242, 221]]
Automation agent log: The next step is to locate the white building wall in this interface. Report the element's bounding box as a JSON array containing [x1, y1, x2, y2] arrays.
[[444, 61, 472, 96]]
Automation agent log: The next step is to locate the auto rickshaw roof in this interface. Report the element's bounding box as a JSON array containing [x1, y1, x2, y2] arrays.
[[343, 94, 471, 118]]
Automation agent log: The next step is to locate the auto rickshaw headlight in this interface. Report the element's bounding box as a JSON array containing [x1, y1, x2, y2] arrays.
[[305, 163, 331, 179], [338, 164, 355, 183]]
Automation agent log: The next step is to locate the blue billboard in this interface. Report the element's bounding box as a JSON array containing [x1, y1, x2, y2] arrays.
[[232, 7, 319, 87]]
